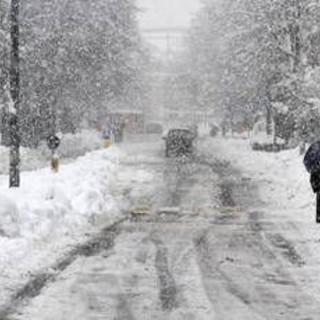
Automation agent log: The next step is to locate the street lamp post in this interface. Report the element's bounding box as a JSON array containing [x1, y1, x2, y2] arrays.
[[9, 0, 20, 187]]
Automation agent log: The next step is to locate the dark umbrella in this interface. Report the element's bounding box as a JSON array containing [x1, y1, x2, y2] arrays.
[[303, 141, 320, 173]]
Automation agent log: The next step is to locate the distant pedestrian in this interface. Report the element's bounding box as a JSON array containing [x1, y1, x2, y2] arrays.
[[118, 121, 125, 142], [103, 126, 113, 148], [113, 121, 124, 143]]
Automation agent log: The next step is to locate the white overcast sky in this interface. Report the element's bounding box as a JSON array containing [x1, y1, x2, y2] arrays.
[[137, 0, 201, 29], [137, 0, 201, 54]]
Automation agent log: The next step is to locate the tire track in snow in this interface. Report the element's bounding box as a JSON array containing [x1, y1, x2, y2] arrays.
[[150, 234, 179, 311], [193, 217, 320, 320], [193, 231, 263, 319], [0, 218, 126, 320]]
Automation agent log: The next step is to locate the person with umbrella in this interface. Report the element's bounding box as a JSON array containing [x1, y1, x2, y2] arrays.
[[303, 140, 320, 222]]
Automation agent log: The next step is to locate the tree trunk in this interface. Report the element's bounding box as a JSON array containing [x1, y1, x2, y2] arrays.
[[266, 106, 272, 136], [9, 0, 20, 187], [290, 0, 301, 73]]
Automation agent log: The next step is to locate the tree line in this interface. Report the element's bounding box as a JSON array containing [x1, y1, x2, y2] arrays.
[[178, 0, 320, 146], [0, 0, 148, 147]]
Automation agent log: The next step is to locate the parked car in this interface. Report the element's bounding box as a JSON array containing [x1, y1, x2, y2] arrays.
[[163, 128, 196, 157]]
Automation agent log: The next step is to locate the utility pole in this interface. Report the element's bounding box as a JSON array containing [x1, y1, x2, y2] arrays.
[[9, 0, 20, 187]]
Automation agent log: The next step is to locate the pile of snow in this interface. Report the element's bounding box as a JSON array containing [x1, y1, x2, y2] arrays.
[[0, 145, 124, 305], [0, 147, 123, 239]]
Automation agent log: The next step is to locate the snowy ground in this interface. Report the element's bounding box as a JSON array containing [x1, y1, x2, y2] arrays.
[[200, 135, 313, 220], [1, 132, 320, 319], [0, 130, 137, 311]]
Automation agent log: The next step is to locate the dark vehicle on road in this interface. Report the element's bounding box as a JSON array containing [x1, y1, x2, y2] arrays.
[[163, 128, 196, 157]]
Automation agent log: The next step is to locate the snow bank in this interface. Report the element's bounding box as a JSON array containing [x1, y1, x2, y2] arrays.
[[0, 147, 122, 238], [0, 145, 123, 305]]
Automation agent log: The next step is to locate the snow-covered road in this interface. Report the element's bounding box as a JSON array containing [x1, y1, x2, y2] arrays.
[[4, 135, 320, 319]]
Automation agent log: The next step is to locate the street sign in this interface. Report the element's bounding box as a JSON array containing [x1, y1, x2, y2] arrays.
[[47, 135, 60, 150]]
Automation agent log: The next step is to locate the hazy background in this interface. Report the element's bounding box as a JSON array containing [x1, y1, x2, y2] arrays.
[[137, 0, 201, 54]]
